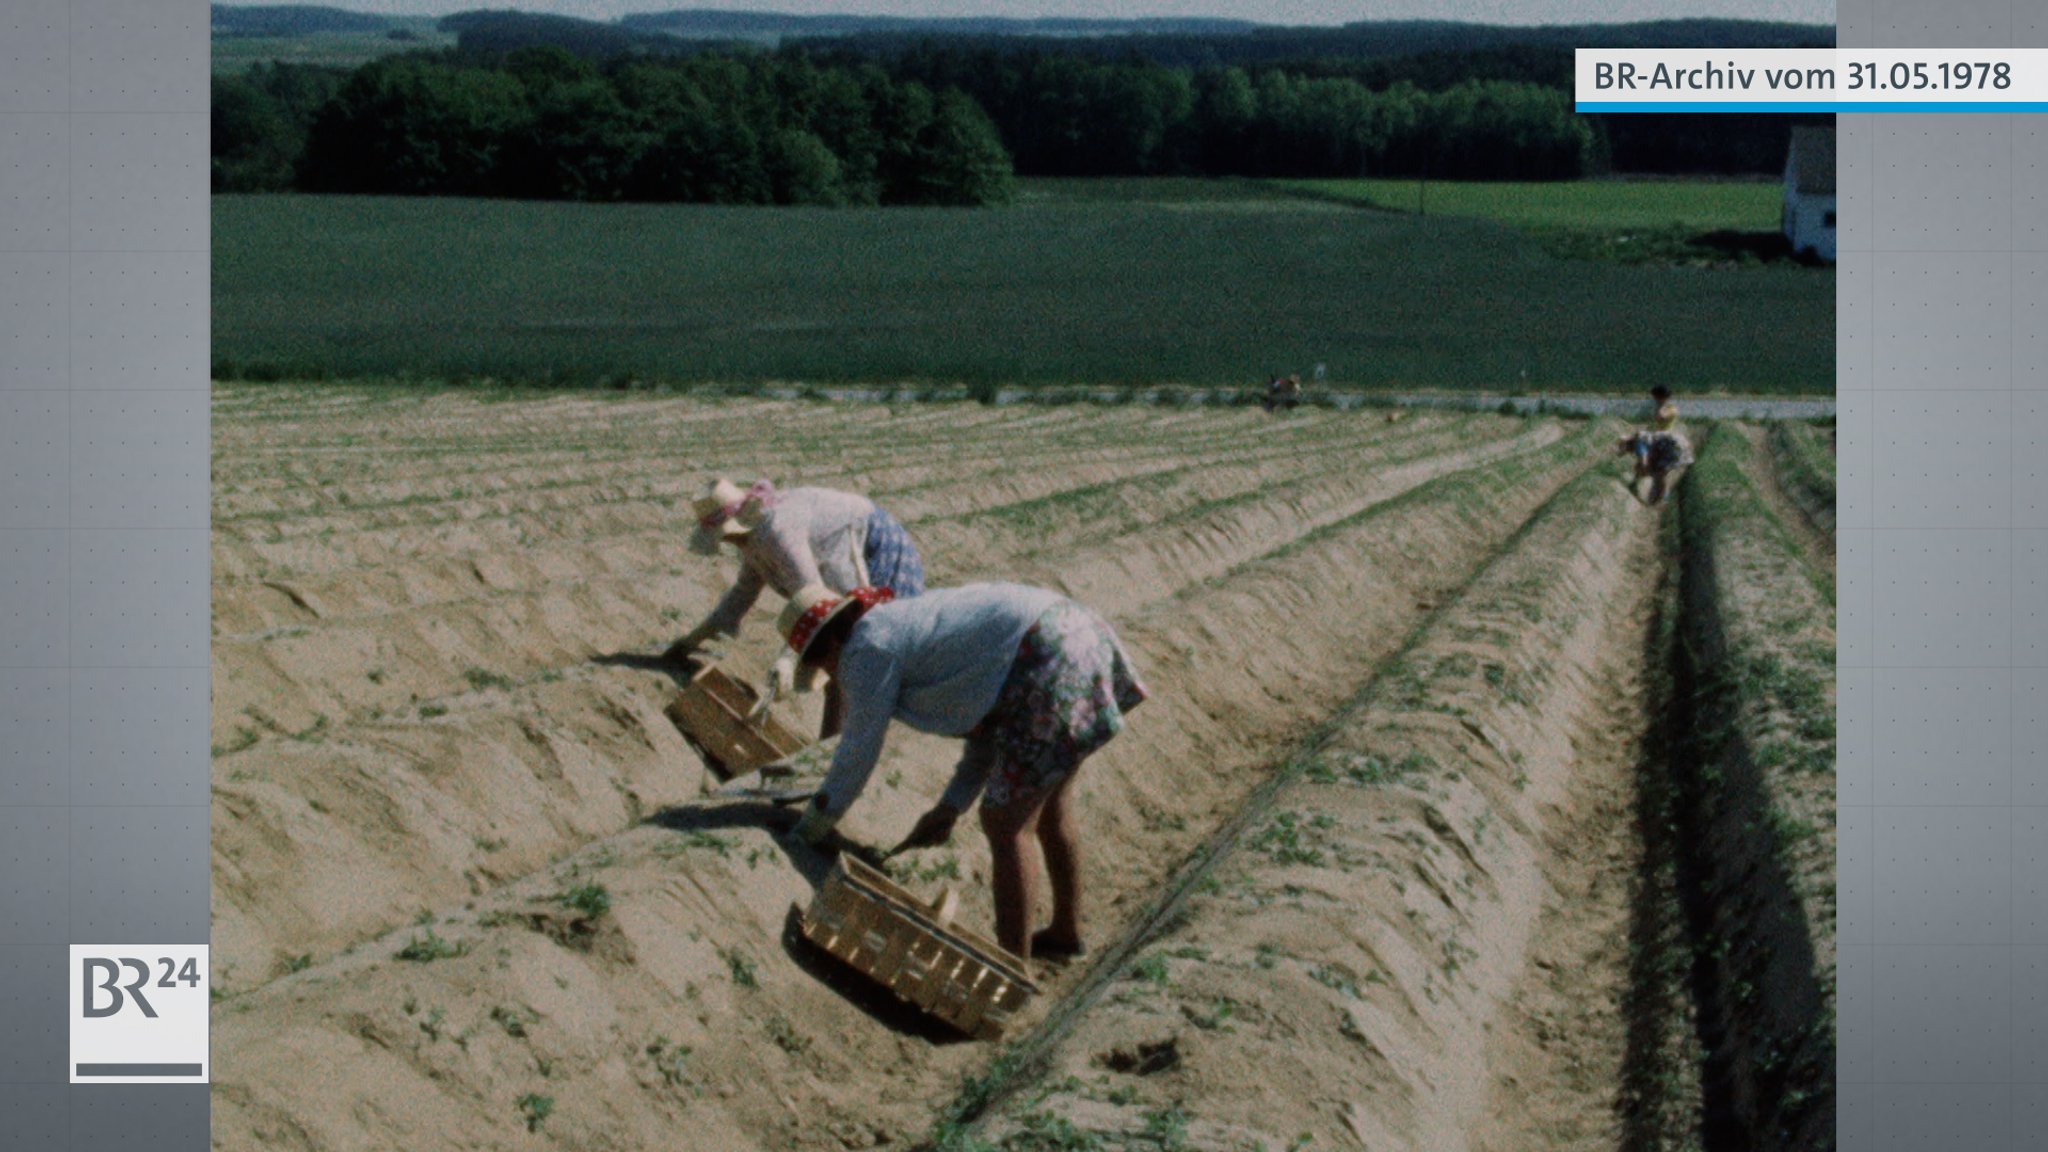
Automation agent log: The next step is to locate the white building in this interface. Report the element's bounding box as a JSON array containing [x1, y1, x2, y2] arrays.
[[1782, 125, 1836, 263]]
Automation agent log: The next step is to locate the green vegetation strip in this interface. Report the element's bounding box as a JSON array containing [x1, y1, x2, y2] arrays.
[[214, 193, 1833, 393], [1276, 177, 1805, 267], [1766, 421, 1837, 538], [1274, 178, 1781, 233]]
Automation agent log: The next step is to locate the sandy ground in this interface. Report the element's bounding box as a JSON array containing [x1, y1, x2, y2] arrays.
[[971, 464, 1660, 1152], [207, 390, 1831, 1152]]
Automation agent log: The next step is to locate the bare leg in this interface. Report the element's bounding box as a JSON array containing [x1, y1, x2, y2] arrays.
[[981, 792, 1049, 959], [1036, 770, 1085, 949]]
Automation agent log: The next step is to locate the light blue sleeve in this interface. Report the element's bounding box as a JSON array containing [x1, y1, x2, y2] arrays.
[[818, 644, 902, 816], [939, 738, 996, 812]]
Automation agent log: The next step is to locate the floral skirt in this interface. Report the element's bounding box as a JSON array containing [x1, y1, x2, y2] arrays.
[[1631, 431, 1692, 474], [973, 601, 1149, 810], [1648, 431, 1693, 472], [862, 506, 925, 598]]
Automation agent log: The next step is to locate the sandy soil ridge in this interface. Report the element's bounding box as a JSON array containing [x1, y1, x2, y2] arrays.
[[956, 462, 1655, 1151], [208, 396, 1606, 1152]]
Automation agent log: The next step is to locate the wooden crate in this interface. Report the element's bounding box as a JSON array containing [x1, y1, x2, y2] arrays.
[[664, 662, 809, 782], [799, 855, 1038, 1040]]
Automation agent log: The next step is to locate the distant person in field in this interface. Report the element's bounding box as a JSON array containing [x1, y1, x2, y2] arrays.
[[1618, 385, 1692, 506], [667, 478, 925, 736], [1262, 374, 1302, 412], [780, 581, 1148, 963], [1649, 384, 1680, 438]]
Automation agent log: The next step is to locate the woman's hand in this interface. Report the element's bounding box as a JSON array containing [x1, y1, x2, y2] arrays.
[[894, 804, 961, 855]]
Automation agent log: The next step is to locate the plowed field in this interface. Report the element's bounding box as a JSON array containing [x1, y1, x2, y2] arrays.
[[209, 387, 1835, 1152]]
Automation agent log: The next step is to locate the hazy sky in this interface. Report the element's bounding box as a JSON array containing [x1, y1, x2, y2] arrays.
[[310, 1, 1836, 27]]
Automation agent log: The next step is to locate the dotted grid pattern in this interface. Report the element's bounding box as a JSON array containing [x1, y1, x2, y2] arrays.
[[0, 1, 208, 1148], [1837, 0, 2048, 1148]]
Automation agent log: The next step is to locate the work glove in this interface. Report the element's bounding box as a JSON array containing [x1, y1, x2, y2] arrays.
[[747, 653, 798, 724], [793, 795, 841, 846]]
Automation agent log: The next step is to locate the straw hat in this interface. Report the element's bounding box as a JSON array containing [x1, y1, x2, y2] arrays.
[[688, 477, 752, 555], [777, 584, 894, 686]]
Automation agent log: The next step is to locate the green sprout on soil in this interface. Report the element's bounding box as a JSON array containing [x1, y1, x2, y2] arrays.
[[1008, 1110, 1105, 1150], [558, 883, 611, 920], [646, 1036, 692, 1087], [1310, 964, 1364, 1000], [1247, 812, 1325, 867], [765, 1013, 811, 1055], [1126, 953, 1171, 986], [516, 1093, 554, 1133], [661, 830, 735, 858], [463, 667, 516, 692], [212, 727, 259, 757], [723, 948, 759, 989], [395, 928, 468, 963], [893, 854, 962, 885], [1303, 750, 1429, 789], [491, 1005, 536, 1038], [1141, 1104, 1192, 1149]]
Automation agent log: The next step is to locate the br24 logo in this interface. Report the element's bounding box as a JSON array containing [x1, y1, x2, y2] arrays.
[[82, 956, 202, 1018]]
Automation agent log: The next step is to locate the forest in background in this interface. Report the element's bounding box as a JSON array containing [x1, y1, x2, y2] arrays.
[[210, 8, 1832, 204]]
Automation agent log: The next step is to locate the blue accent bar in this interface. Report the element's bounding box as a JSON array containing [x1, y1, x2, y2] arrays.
[[1578, 101, 2048, 113]]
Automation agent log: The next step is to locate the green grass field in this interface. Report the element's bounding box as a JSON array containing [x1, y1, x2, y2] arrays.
[[213, 184, 1831, 393], [1274, 177, 1784, 233]]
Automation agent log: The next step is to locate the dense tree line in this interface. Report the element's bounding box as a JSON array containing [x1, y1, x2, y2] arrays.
[[861, 46, 1591, 179], [857, 42, 1820, 177], [213, 47, 1015, 206], [211, 16, 1825, 202], [212, 63, 349, 193]]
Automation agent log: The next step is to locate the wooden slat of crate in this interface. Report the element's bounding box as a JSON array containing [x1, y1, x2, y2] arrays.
[[799, 856, 1037, 1040], [664, 663, 809, 781], [837, 856, 1023, 971]]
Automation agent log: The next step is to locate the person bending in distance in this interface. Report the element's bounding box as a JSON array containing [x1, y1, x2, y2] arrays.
[[666, 477, 924, 736]]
